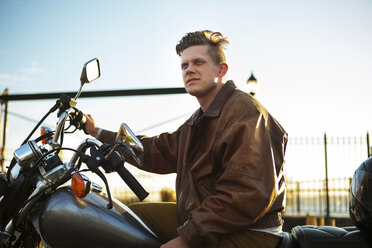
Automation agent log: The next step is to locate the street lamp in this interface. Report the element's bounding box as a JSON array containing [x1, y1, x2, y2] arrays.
[[246, 72, 258, 96]]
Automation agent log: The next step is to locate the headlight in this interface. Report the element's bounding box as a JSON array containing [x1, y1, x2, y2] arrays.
[[13, 140, 42, 167]]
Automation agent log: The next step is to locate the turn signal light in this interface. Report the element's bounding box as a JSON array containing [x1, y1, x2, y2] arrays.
[[40, 126, 52, 144], [71, 173, 91, 199]]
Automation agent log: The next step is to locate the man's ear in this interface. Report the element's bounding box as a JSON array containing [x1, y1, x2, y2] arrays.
[[218, 63, 228, 78]]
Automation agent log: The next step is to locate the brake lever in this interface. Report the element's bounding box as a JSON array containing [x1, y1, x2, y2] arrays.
[[81, 150, 113, 209], [91, 144, 149, 201]]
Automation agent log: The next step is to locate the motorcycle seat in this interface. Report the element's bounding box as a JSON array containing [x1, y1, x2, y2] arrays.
[[276, 231, 294, 248], [291, 225, 370, 248]]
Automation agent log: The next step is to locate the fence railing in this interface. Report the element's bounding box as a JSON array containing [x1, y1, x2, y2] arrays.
[[285, 177, 351, 217], [283, 133, 370, 217], [284, 133, 370, 182]]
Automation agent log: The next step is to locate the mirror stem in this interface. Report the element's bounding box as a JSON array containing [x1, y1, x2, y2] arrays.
[[74, 83, 84, 100]]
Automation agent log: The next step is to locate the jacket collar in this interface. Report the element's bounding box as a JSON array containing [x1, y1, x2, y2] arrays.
[[188, 80, 236, 126]]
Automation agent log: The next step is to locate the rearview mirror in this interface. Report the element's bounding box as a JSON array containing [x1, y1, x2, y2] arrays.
[[80, 58, 100, 85], [116, 123, 144, 166]]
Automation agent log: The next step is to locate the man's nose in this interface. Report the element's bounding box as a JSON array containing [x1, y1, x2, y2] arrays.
[[186, 64, 195, 74]]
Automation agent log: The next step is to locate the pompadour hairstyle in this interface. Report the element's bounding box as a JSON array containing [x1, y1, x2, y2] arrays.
[[175, 30, 229, 65]]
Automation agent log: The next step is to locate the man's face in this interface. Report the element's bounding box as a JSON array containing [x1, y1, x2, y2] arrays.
[[180, 45, 221, 98]]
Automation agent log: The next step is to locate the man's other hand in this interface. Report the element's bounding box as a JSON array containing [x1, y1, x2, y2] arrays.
[[84, 114, 100, 137]]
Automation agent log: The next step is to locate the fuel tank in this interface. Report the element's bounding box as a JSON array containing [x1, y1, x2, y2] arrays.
[[39, 187, 162, 247]]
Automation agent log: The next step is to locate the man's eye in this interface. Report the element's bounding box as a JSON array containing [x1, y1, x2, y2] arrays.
[[195, 60, 203, 65], [181, 64, 188, 69]]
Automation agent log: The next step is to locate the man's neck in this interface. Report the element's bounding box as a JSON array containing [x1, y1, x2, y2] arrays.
[[197, 82, 224, 112]]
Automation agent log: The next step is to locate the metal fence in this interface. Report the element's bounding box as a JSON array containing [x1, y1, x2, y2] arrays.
[[284, 133, 370, 217], [284, 133, 370, 182], [285, 177, 351, 217]]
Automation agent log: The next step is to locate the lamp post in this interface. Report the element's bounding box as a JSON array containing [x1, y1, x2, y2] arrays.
[[246, 72, 258, 96]]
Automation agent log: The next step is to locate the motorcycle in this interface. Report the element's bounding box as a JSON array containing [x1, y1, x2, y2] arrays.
[[0, 58, 370, 248], [0, 58, 161, 247]]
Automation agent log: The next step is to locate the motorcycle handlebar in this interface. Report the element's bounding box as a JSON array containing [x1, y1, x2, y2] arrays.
[[116, 166, 149, 201], [69, 138, 103, 167], [54, 104, 148, 201], [71, 108, 88, 134], [53, 108, 77, 144]]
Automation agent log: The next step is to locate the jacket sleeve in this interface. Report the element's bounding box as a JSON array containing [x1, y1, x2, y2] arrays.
[[138, 128, 181, 174], [177, 113, 286, 247], [98, 128, 180, 174]]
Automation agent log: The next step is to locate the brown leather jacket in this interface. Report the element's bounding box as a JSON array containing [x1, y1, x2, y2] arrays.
[[98, 81, 288, 247]]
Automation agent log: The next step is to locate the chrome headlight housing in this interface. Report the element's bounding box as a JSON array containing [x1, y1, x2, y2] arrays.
[[13, 140, 42, 167]]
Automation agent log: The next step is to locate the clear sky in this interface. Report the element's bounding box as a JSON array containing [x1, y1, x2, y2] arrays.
[[0, 0, 372, 185]]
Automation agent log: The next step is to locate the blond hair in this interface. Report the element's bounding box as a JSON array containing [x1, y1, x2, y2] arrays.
[[175, 30, 229, 65]]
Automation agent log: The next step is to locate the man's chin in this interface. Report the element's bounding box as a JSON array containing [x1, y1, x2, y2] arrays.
[[185, 87, 200, 97], [185, 85, 195, 94]]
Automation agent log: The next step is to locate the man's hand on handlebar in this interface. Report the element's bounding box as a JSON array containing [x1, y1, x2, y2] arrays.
[[84, 114, 100, 138]]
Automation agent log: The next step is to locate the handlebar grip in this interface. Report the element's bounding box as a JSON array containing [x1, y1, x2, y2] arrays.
[[79, 114, 89, 134], [116, 166, 149, 201], [72, 108, 89, 134]]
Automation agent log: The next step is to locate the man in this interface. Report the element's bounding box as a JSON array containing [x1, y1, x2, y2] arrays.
[[85, 30, 288, 248]]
